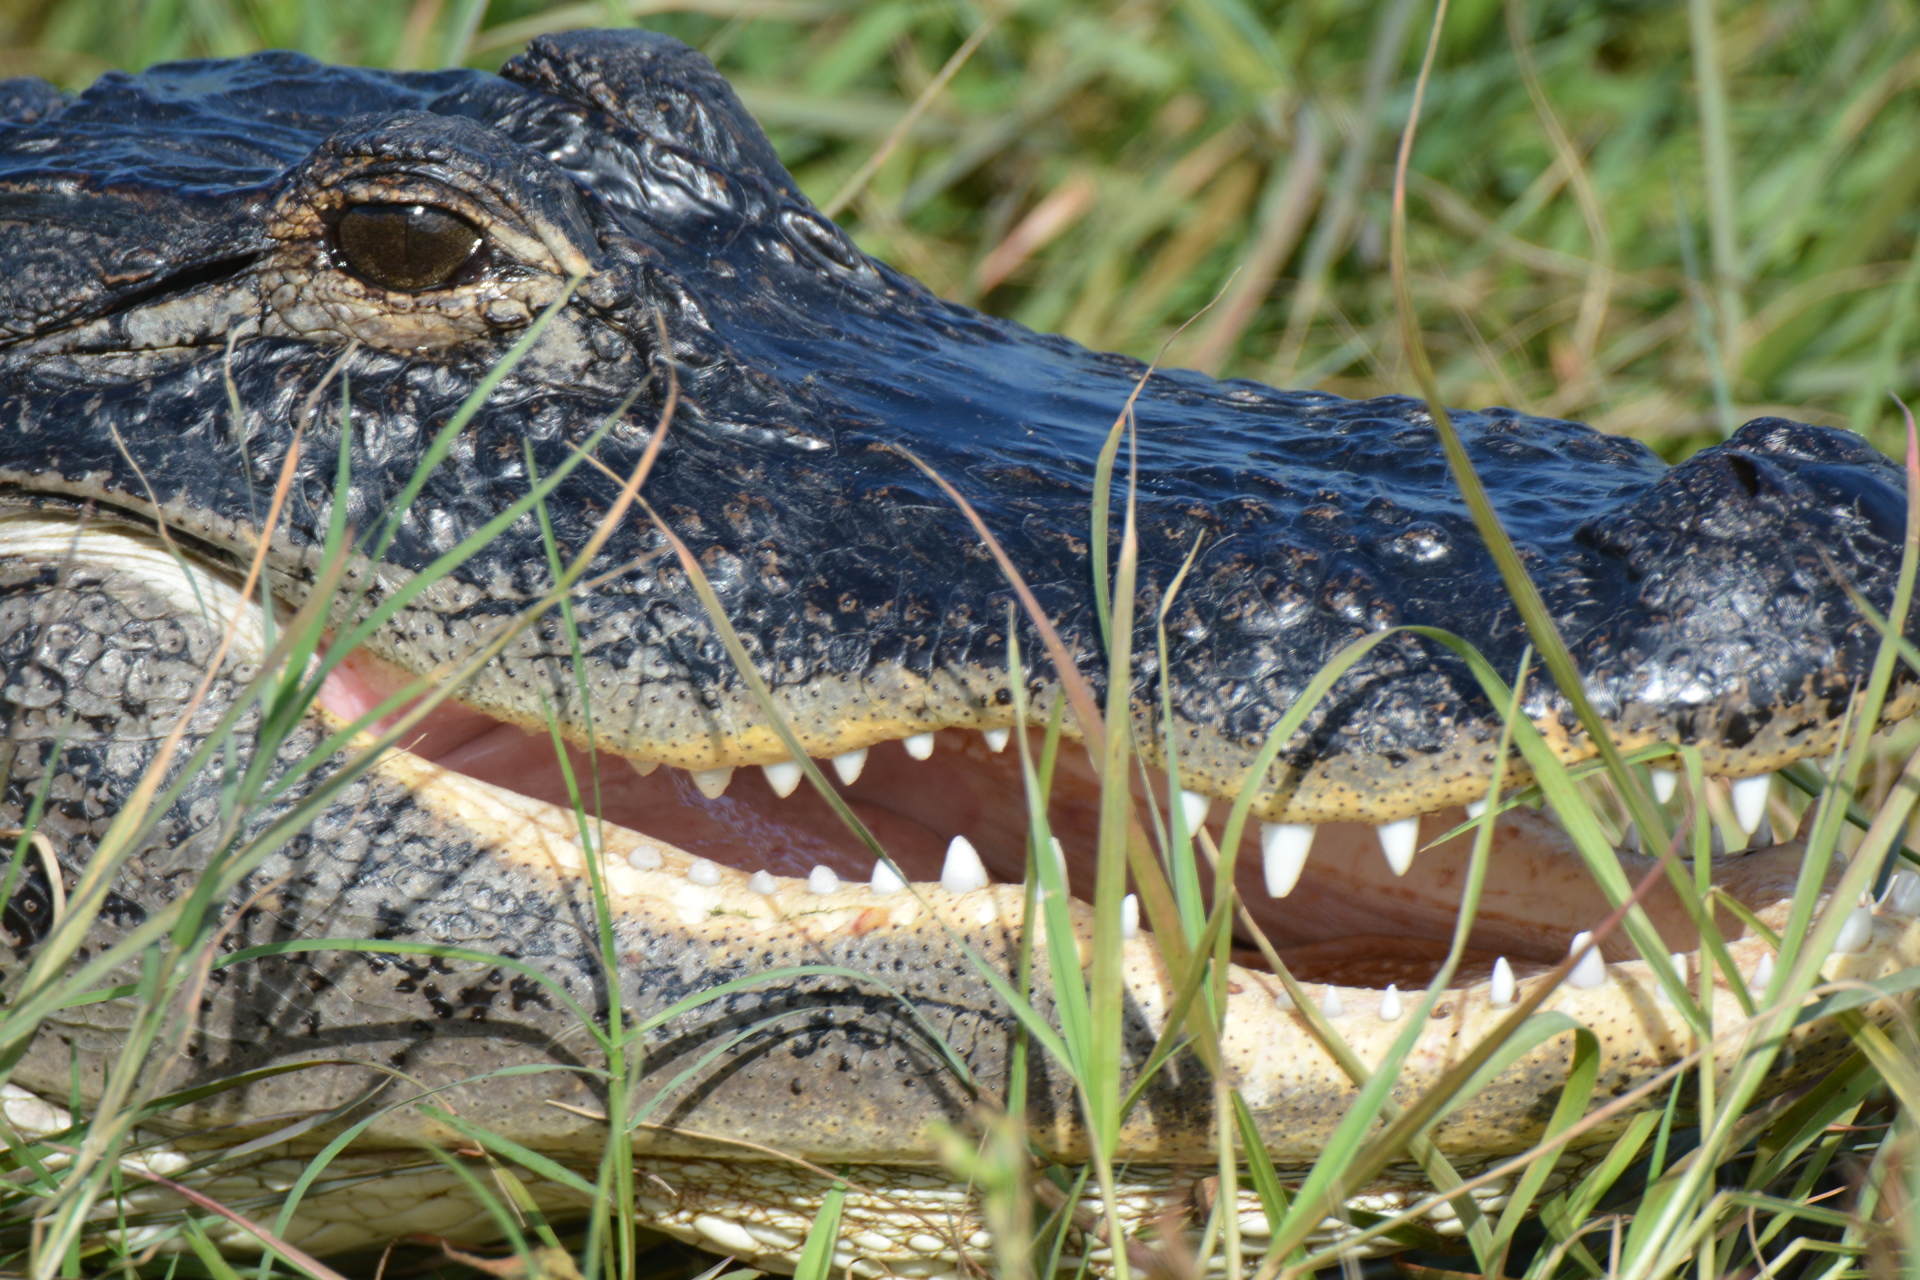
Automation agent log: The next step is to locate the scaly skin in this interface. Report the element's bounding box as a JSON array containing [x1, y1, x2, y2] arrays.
[[0, 31, 1915, 1274]]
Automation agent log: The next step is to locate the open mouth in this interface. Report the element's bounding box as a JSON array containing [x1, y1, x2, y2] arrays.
[[3, 509, 1896, 1024], [319, 642, 1855, 1002]]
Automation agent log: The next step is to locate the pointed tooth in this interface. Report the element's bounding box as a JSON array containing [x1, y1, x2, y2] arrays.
[[690, 767, 734, 799], [832, 748, 868, 785], [1377, 984, 1402, 1021], [1566, 931, 1607, 989], [1730, 773, 1772, 834], [627, 844, 663, 871], [1620, 823, 1641, 853], [1272, 986, 1295, 1011], [627, 757, 659, 778], [1466, 797, 1490, 820], [1833, 900, 1875, 955], [1260, 823, 1315, 898], [747, 870, 778, 895], [1650, 767, 1679, 803], [1377, 817, 1421, 876], [1489, 956, 1515, 1007], [903, 733, 935, 760], [687, 859, 721, 887], [761, 760, 803, 798], [1320, 987, 1345, 1018], [1179, 789, 1211, 832], [1120, 893, 1139, 940], [870, 860, 906, 895], [1751, 951, 1776, 990], [1882, 868, 1920, 914], [983, 727, 1010, 753], [940, 835, 989, 894], [806, 866, 841, 895], [1710, 825, 1727, 858], [1658, 951, 1688, 1007], [1752, 812, 1773, 848]]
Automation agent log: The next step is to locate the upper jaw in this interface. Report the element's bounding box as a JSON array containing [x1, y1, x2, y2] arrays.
[[1, 40, 1914, 834]]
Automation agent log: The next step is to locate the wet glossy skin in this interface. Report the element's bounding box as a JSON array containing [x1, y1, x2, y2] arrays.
[[0, 31, 1911, 823]]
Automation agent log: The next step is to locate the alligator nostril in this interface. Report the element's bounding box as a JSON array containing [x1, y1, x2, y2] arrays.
[[1725, 453, 1763, 498], [1803, 462, 1910, 545]]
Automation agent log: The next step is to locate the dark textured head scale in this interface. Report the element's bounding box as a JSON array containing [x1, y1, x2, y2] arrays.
[[0, 30, 1911, 822]]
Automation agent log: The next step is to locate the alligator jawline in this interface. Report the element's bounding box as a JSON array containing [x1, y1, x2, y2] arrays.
[[318, 641, 1822, 993]]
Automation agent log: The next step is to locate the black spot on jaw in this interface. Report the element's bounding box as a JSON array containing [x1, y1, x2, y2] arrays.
[[1721, 706, 1772, 749], [2, 859, 55, 950]]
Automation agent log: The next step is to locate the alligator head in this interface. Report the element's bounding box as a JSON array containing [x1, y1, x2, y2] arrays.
[[0, 29, 1916, 1272]]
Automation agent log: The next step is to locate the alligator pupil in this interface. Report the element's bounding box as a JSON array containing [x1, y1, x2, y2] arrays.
[[334, 203, 481, 292]]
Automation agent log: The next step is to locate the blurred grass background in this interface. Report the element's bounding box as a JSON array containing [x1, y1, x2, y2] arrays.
[[3, 0, 1918, 461]]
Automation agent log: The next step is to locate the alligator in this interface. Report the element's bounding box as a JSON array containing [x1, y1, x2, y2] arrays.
[[0, 28, 1917, 1274]]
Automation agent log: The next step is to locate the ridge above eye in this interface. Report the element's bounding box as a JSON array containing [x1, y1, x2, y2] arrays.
[[334, 203, 483, 292]]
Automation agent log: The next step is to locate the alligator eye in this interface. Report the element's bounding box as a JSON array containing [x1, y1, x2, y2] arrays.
[[335, 203, 482, 292]]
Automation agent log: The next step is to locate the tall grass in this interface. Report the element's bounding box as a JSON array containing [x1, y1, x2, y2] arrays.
[[0, 2, 1918, 1280]]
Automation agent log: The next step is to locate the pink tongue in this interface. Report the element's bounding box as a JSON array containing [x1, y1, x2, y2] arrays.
[[314, 648, 961, 882]]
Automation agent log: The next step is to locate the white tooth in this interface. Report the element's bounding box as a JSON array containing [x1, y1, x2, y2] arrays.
[[1120, 893, 1139, 940], [1272, 986, 1295, 1011], [1751, 951, 1775, 991], [1753, 813, 1774, 847], [1710, 826, 1727, 858], [627, 844, 663, 871], [1377, 984, 1403, 1021], [983, 727, 1010, 752], [747, 870, 778, 895], [1466, 797, 1490, 820], [1047, 836, 1068, 880], [628, 757, 659, 778], [1320, 987, 1346, 1018], [904, 733, 935, 760], [1728, 775, 1766, 836], [1620, 824, 1641, 853], [1179, 789, 1211, 832], [1730, 774, 1772, 835], [1489, 956, 1515, 1007], [687, 859, 722, 887], [1650, 767, 1679, 802], [1882, 868, 1920, 914], [806, 866, 841, 895], [870, 860, 906, 894], [940, 835, 989, 894], [1377, 817, 1421, 876], [1566, 931, 1607, 989], [1833, 900, 1875, 955], [1659, 951, 1688, 1006], [1260, 823, 1315, 898], [832, 748, 868, 785], [690, 767, 734, 799], [761, 760, 803, 798]]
